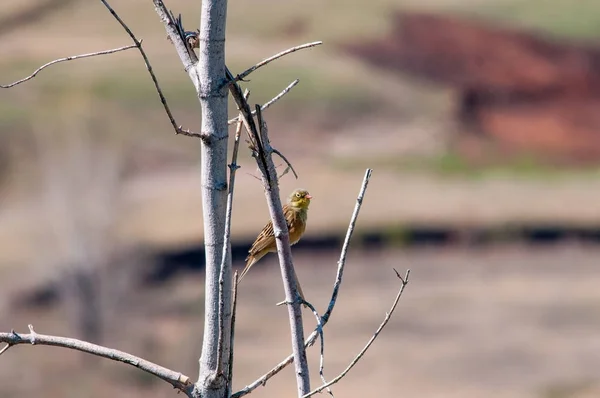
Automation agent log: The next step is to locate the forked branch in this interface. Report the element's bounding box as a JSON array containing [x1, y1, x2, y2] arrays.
[[101, 0, 201, 138], [2, 0, 200, 138], [303, 269, 411, 397], [302, 301, 332, 397]]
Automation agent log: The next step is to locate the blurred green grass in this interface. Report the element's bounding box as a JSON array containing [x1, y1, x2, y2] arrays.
[[227, 0, 600, 42], [452, 0, 600, 41], [330, 151, 600, 179]]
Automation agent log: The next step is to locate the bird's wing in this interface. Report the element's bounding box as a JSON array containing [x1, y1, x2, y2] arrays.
[[247, 205, 295, 256], [248, 220, 275, 256]]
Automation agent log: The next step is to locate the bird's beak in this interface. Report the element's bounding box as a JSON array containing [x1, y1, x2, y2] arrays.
[[306, 194, 312, 199]]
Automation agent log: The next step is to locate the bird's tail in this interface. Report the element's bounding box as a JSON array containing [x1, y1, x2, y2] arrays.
[[238, 255, 259, 282]]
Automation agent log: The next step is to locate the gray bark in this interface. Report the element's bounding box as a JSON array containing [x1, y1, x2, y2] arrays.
[[193, 0, 232, 396], [152, 0, 232, 396]]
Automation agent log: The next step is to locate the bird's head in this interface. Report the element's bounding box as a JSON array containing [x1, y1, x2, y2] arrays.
[[288, 188, 312, 210]]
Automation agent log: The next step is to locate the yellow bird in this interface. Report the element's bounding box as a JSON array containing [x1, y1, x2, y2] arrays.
[[239, 188, 312, 301]]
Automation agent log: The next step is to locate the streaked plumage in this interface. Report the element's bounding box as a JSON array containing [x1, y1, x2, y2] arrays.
[[240, 189, 312, 300]]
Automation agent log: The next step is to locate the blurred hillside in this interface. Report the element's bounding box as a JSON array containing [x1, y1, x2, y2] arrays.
[[345, 12, 600, 162]]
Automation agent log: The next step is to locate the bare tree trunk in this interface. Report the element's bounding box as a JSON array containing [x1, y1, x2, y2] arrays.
[[194, 0, 232, 397]]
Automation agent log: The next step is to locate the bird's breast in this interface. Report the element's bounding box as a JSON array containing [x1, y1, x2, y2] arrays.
[[288, 210, 307, 245]]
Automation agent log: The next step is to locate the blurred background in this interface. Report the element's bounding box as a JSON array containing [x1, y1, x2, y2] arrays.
[[1, 0, 600, 397]]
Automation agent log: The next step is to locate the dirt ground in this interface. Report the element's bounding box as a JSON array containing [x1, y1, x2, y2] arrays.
[[2, 244, 600, 398]]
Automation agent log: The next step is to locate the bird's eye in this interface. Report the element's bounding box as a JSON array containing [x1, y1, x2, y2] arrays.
[[296, 193, 301, 198]]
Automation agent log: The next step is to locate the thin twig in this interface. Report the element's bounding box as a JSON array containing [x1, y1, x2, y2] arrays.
[[100, 0, 201, 139], [322, 168, 372, 323], [232, 169, 373, 398], [0, 343, 10, 356], [276, 163, 292, 180], [302, 300, 333, 397], [216, 90, 249, 377], [303, 269, 411, 398], [0, 45, 136, 88], [228, 79, 299, 125], [0, 326, 193, 395], [273, 148, 298, 179], [225, 42, 322, 86], [227, 271, 240, 398]]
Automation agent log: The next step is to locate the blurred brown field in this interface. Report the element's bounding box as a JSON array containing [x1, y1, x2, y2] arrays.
[[1, 0, 600, 397], [3, 246, 600, 398]]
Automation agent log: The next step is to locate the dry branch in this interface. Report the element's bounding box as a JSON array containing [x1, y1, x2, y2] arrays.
[[226, 42, 322, 86], [321, 169, 373, 323], [227, 64, 312, 394], [217, 89, 249, 378], [303, 269, 411, 397], [0, 326, 193, 395], [100, 0, 201, 138], [0, 45, 136, 88], [227, 271, 240, 397], [233, 169, 373, 398], [272, 148, 299, 179], [302, 301, 332, 397], [227, 79, 299, 125], [225, 68, 270, 184], [253, 106, 311, 396]]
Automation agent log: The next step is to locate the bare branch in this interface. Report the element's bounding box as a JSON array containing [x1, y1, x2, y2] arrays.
[[248, 103, 311, 396], [227, 42, 322, 85], [227, 271, 240, 398], [303, 269, 411, 398], [322, 168, 373, 323], [0, 326, 193, 395], [100, 0, 201, 139], [217, 90, 249, 378], [226, 68, 270, 184], [232, 169, 373, 398], [0, 343, 10, 356], [273, 148, 298, 180], [0, 45, 136, 88], [228, 79, 299, 125], [302, 301, 333, 397], [228, 98, 310, 396]]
